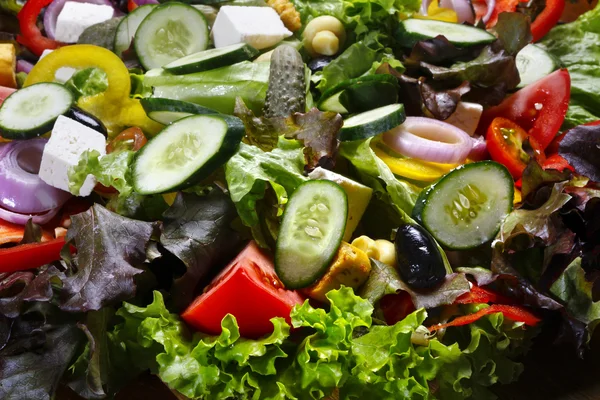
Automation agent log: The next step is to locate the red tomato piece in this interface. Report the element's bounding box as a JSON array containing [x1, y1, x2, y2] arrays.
[[181, 241, 305, 338], [542, 154, 574, 172], [486, 117, 535, 179], [478, 69, 571, 151], [379, 291, 416, 325]]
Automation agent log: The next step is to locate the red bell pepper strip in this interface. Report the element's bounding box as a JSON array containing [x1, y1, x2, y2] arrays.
[[0, 237, 69, 274], [454, 284, 514, 305], [429, 304, 541, 332], [16, 0, 63, 56], [1, 218, 54, 246], [541, 154, 574, 172], [529, 0, 565, 42]]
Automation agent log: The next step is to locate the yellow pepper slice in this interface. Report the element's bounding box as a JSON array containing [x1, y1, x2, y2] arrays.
[[371, 138, 458, 182], [513, 187, 522, 205], [24, 45, 162, 137], [414, 0, 458, 23]]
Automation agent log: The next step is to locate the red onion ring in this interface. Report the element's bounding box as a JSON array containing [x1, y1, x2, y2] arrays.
[[382, 117, 472, 164], [420, 0, 432, 15], [481, 0, 495, 24], [0, 205, 60, 226], [16, 59, 34, 74], [44, 0, 124, 40], [440, 0, 476, 24], [468, 135, 488, 161], [0, 139, 71, 214]]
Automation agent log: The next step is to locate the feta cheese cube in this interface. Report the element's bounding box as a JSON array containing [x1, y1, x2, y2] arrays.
[[54, 2, 114, 43], [39, 116, 107, 196], [212, 6, 292, 50], [444, 102, 483, 136]]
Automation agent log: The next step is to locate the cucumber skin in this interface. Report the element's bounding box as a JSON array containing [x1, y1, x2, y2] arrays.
[[317, 74, 398, 110], [395, 19, 495, 48], [275, 180, 348, 289], [411, 161, 514, 250], [263, 45, 306, 118], [339, 104, 406, 142], [141, 98, 219, 115], [131, 115, 245, 194], [164, 45, 260, 75]]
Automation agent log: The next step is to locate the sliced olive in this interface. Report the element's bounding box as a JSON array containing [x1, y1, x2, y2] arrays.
[[65, 106, 107, 137], [394, 223, 446, 290]]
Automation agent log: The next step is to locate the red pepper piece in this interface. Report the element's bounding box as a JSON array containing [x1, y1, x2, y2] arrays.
[[0, 237, 73, 274], [429, 304, 541, 331], [454, 284, 514, 305], [17, 0, 64, 56]]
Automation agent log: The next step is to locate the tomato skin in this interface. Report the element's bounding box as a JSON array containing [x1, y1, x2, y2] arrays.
[[486, 117, 532, 179], [181, 242, 304, 338], [478, 69, 571, 151], [542, 154, 574, 172]]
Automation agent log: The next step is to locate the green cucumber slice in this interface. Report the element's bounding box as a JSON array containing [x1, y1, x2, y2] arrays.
[[164, 43, 259, 74], [114, 4, 156, 57], [0, 83, 74, 139], [275, 180, 348, 289], [412, 161, 514, 250], [396, 19, 496, 48], [339, 103, 406, 141], [134, 3, 209, 70], [318, 74, 399, 114], [141, 97, 218, 125], [516, 44, 559, 88], [131, 114, 243, 194]]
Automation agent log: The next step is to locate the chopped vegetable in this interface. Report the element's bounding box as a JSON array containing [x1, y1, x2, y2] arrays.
[[429, 304, 541, 331], [16, 0, 63, 56], [0, 237, 69, 273]]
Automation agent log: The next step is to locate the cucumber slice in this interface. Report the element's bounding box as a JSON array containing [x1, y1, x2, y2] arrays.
[[0, 83, 74, 140], [516, 44, 558, 88], [412, 161, 514, 250], [275, 180, 348, 289], [396, 19, 496, 48], [141, 98, 218, 125], [134, 3, 209, 70], [318, 74, 398, 114], [131, 114, 244, 194], [164, 43, 259, 74], [114, 4, 156, 57], [340, 104, 405, 141]]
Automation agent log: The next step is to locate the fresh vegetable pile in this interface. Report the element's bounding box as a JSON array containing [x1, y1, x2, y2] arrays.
[[0, 0, 599, 399]]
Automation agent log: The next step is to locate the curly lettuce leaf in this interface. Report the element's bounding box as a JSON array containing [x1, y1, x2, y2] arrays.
[[109, 287, 531, 400]]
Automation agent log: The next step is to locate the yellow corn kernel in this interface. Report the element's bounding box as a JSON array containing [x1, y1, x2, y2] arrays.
[[303, 242, 372, 302], [266, 0, 302, 32], [374, 239, 396, 266], [312, 30, 339, 56], [351, 235, 380, 260], [0, 44, 16, 88]]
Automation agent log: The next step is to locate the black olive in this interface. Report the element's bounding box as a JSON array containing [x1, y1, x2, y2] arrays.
[[65, 107, 108, 138], [308, 56, 334, 73], [394, 223, 446, 290]]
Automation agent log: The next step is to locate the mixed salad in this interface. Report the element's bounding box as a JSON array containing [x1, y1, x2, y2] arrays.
[[0, 0, 599, 398]]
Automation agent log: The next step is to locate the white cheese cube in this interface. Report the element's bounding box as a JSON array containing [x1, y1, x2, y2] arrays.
[[39, 49, 76, 82], [444, 102, 483, 136], [212, 6, 292, 50], [54, 2, 114, 43], [39, 116, 107, 197], [308, 167, 373, 241]]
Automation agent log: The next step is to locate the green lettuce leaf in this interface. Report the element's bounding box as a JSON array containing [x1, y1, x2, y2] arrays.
[[65, 68, 109, 101], [224, 141, 307, 243], [108, 287, 531, 400], [539, 4, 600, 126]]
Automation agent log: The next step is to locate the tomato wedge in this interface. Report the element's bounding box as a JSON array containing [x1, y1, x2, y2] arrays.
[[486, 117, 534, 179], [181, 241, 305, 338], [478, 69, 571, 151], [429, 304, 541, 332], [0, 237, 68, 274], [379, 291, 416, 325]]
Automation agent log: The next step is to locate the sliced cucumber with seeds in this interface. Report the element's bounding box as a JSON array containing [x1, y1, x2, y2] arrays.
[[0, 83, 74, 140], [396, 19, 496, 48], [275, 180, 347, 289], [141, 98, 218, 125], [412, 161, 513, 250], [131, 114, 244, 194], [114, 5, 156, 57], [134, 3, 208, 70], [516, 44, 558, 88], [340, 104, 405, 141], [164, 43, 259, 74]]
